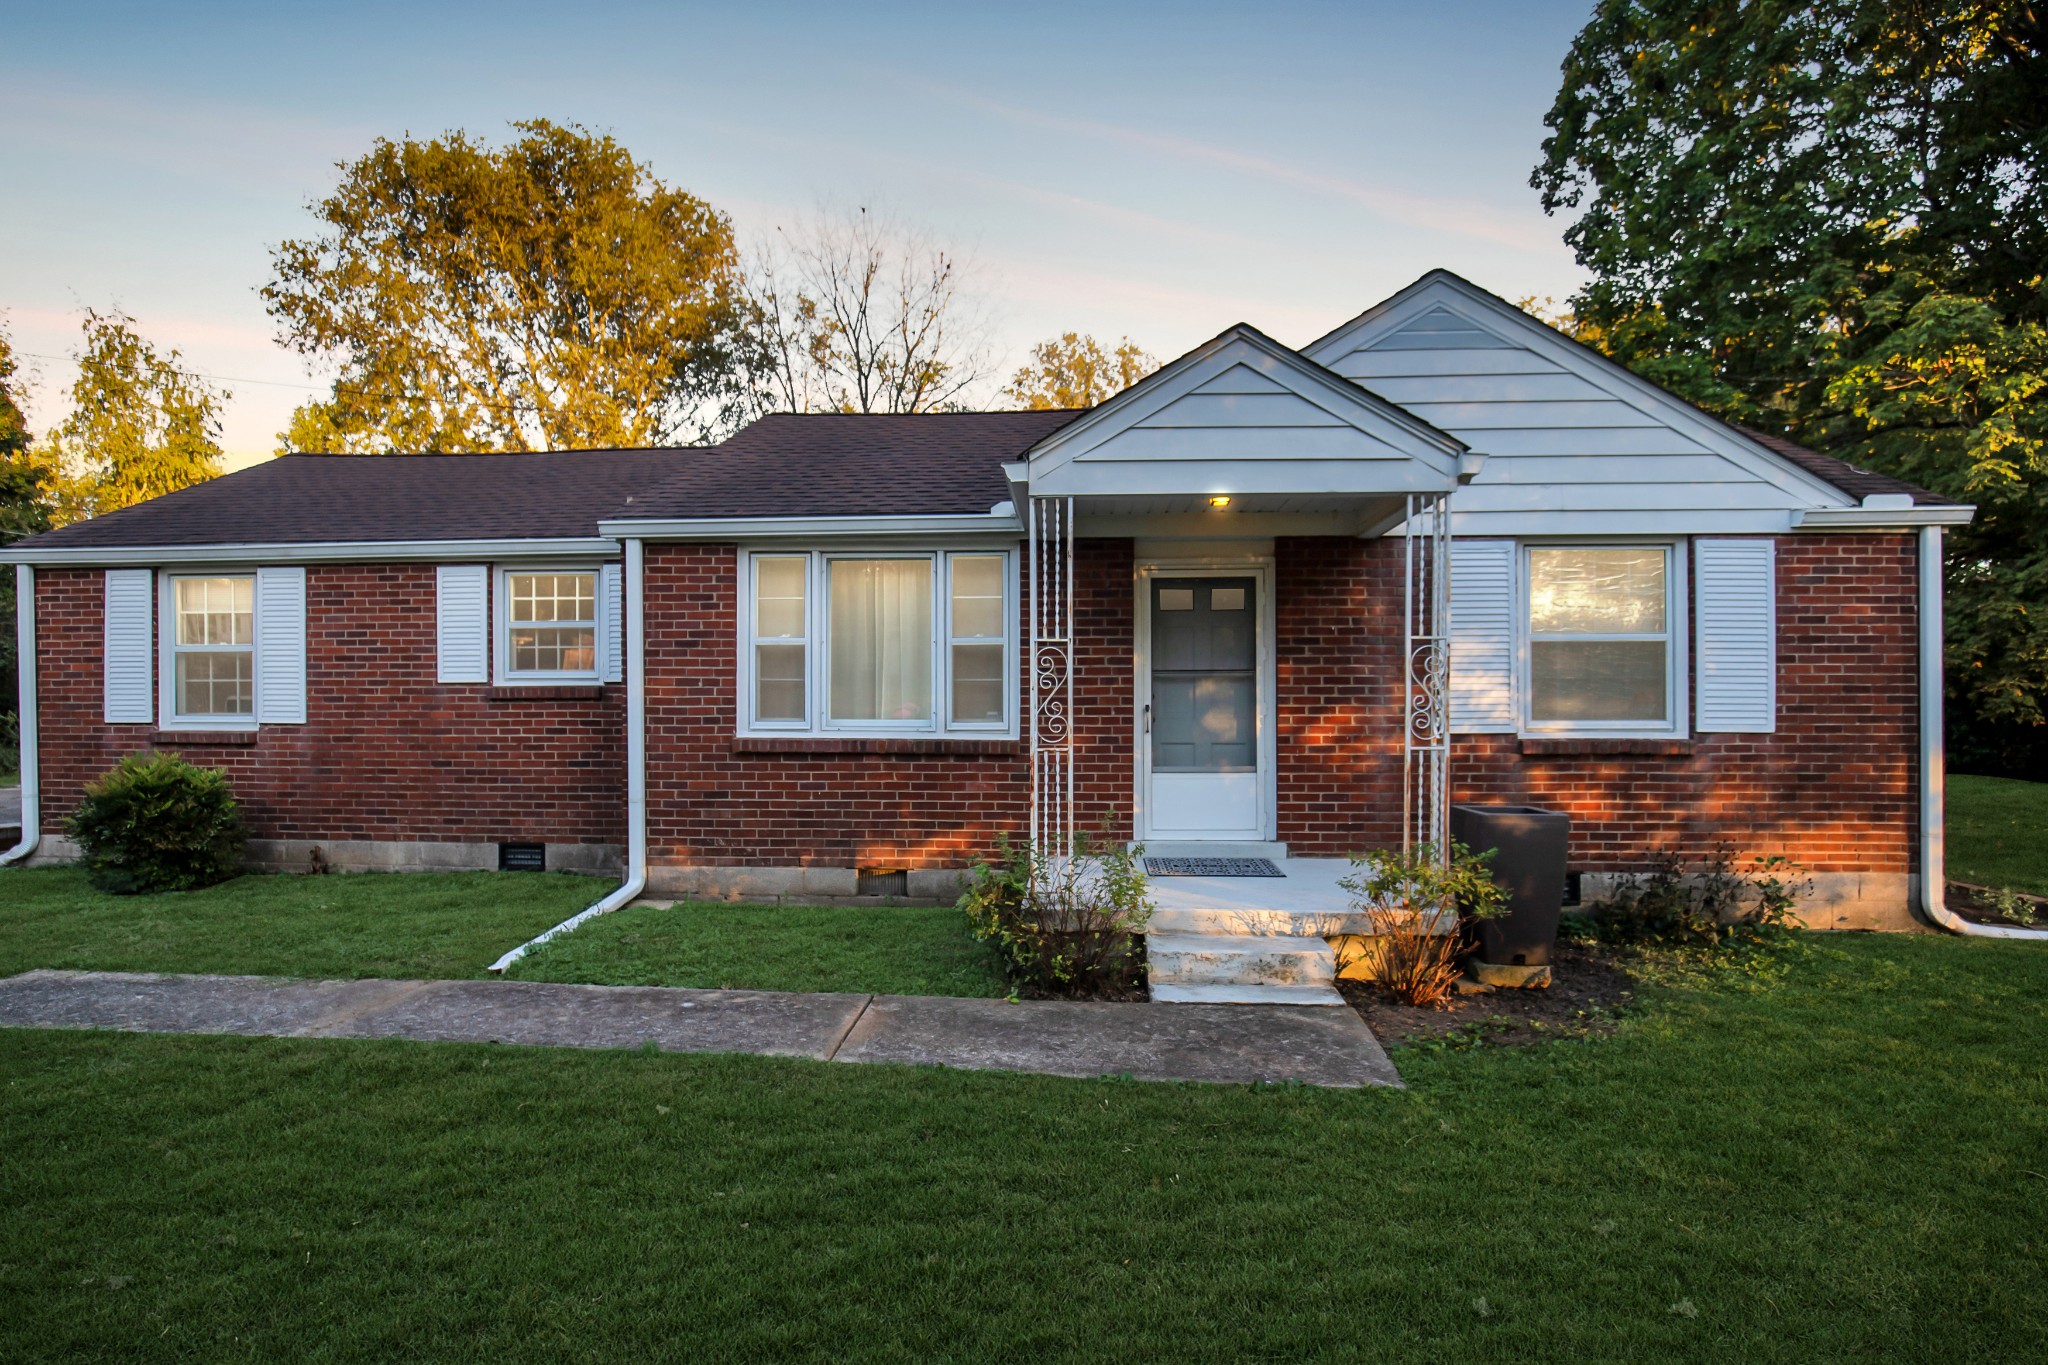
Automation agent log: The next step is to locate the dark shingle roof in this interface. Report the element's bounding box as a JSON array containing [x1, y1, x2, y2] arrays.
[[618, 410, 1082, 520], [12, 449, 689, 549], [1729, 425, 1956, 507]]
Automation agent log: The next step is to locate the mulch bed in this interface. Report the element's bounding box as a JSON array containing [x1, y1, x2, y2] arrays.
[[1339, 941, 1636, 1049], [1945, 880, 2048, 931]]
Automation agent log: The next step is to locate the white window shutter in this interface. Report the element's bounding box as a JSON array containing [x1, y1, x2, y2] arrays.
[[600, 563, 624, 683], [436, 565, 490, 683], [255, 565, 308, 724], [103, 568, 154, 723], [1695, 538, 1777, 733], [1448, 540, 1518, 733]]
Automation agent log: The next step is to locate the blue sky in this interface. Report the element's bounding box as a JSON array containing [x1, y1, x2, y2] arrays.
[[1, 0, 1596, 464]]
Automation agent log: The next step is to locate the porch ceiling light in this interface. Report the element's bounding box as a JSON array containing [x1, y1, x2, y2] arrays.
[[1208, 495, 1231, 508]]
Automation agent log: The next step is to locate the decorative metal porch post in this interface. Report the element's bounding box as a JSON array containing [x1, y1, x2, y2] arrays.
[[1028, 496, 1077, 855], [1401, 492, 1452, 868]]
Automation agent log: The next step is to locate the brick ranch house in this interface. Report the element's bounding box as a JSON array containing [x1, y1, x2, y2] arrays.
[[1, 272, 1978, 938]]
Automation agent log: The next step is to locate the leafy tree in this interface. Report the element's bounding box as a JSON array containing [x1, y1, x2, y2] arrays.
[[265, 119, 754, 452], [749, 205, 991, 414], [1533, 0, 2048, 776], [41, 310, 225, 525], [1002, 333, 1158, 410]]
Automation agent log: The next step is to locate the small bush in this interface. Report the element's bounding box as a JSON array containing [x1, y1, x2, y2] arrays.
[[1337, 841, 1506, 1007], [960, 832, 1151, 998], [1578, 847, 1807, 949], [67, 751, 246, 895]]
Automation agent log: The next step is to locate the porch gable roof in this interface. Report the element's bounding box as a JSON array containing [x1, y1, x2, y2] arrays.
[[1020, 324, 1468, 502]]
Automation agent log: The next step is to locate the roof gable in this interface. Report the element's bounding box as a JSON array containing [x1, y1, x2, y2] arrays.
[[1304, 272, 1859, 531], [1025, 325, 1465, 499]]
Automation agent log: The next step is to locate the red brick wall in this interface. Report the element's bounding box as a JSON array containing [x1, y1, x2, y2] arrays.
[[33, 566, 625, 846], [30, 531, 1921, 878], [1274, 537, 1406, 855], [641, 540, 1134, 870], [1452, 533, 1919, 874]]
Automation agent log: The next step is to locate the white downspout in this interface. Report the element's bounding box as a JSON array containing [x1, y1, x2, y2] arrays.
[[2, 564, 39, 867], [488, 537, 648, 971], [1916, 526, 2047, 939]]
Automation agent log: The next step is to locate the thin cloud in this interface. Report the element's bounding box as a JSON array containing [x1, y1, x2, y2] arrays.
[[940, 90, 1560, 255]]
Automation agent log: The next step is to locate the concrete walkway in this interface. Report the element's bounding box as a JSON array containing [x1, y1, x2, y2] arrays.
[[0, 969, 1400, 1088]]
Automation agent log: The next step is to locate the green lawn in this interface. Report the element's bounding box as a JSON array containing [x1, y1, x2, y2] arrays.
[[1950, 773, 2048, 896], [2, 934, 2044, 1361], [510, 899, 1008, 997], [0, 867, 598, 981]]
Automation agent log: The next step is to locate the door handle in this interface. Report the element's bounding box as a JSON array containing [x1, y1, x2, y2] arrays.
[[1143, 703, 1151, 734]]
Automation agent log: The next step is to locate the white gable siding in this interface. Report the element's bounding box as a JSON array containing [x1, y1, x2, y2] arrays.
[[1306, 288, 1853, 535], [1027, 332, 1463, 500]]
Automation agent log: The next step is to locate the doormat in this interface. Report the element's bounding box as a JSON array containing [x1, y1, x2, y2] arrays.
[[1143, 857, 1285, 877]]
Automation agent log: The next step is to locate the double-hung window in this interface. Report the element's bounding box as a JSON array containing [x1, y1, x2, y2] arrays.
[[501, 569, 598, 682], [1523, 545, 1682, 734], [168, 574, 255, 723], [742, 550, 1014, 735]]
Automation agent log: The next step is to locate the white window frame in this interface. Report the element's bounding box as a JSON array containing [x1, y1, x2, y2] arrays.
[[159, 570, 259, 730], [736, 547, 1018, 739], [745, 553, 812, 730], [495, 564, 603, 685], [1517, 540, 1688, 740]]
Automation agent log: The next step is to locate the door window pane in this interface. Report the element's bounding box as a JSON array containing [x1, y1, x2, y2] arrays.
[[829, 559, 932, 723]]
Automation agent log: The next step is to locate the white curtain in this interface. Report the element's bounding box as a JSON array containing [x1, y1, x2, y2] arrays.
[[830, 559, 932, 721]]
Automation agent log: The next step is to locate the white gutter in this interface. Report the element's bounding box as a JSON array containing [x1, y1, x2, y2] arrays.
[[1916, 526, 2048, 940], [1794, 506, 1975, 529], [488, 536, 649, 971], [0, 537, 620, 567], [2, 565, 38, 866]]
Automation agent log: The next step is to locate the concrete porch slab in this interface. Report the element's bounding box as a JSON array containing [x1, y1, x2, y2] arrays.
[[832, 993, 1399, 1088]]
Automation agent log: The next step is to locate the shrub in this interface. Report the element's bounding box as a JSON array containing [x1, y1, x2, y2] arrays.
[[1579, 847, 1807, 949], [960, 832, 1151, 998], [67, 751, 246, 894], [1337, 841, 1506, 1008]]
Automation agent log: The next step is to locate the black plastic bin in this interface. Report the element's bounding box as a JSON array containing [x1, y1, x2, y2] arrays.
[[1449, 804, 1571, 967]]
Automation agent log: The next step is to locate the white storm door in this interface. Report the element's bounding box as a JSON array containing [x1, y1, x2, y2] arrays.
[[1142, 573, 1267, 840]]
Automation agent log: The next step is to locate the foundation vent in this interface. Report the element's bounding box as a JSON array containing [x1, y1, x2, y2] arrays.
[[856, 867, 909, 897], [498, 842, 547, 873]]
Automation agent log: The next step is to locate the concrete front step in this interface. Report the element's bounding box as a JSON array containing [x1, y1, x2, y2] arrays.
[[1150, 906, 1381, 938], [1149, 981, 1347, 1007], [1147, 932, 1336, 988]]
